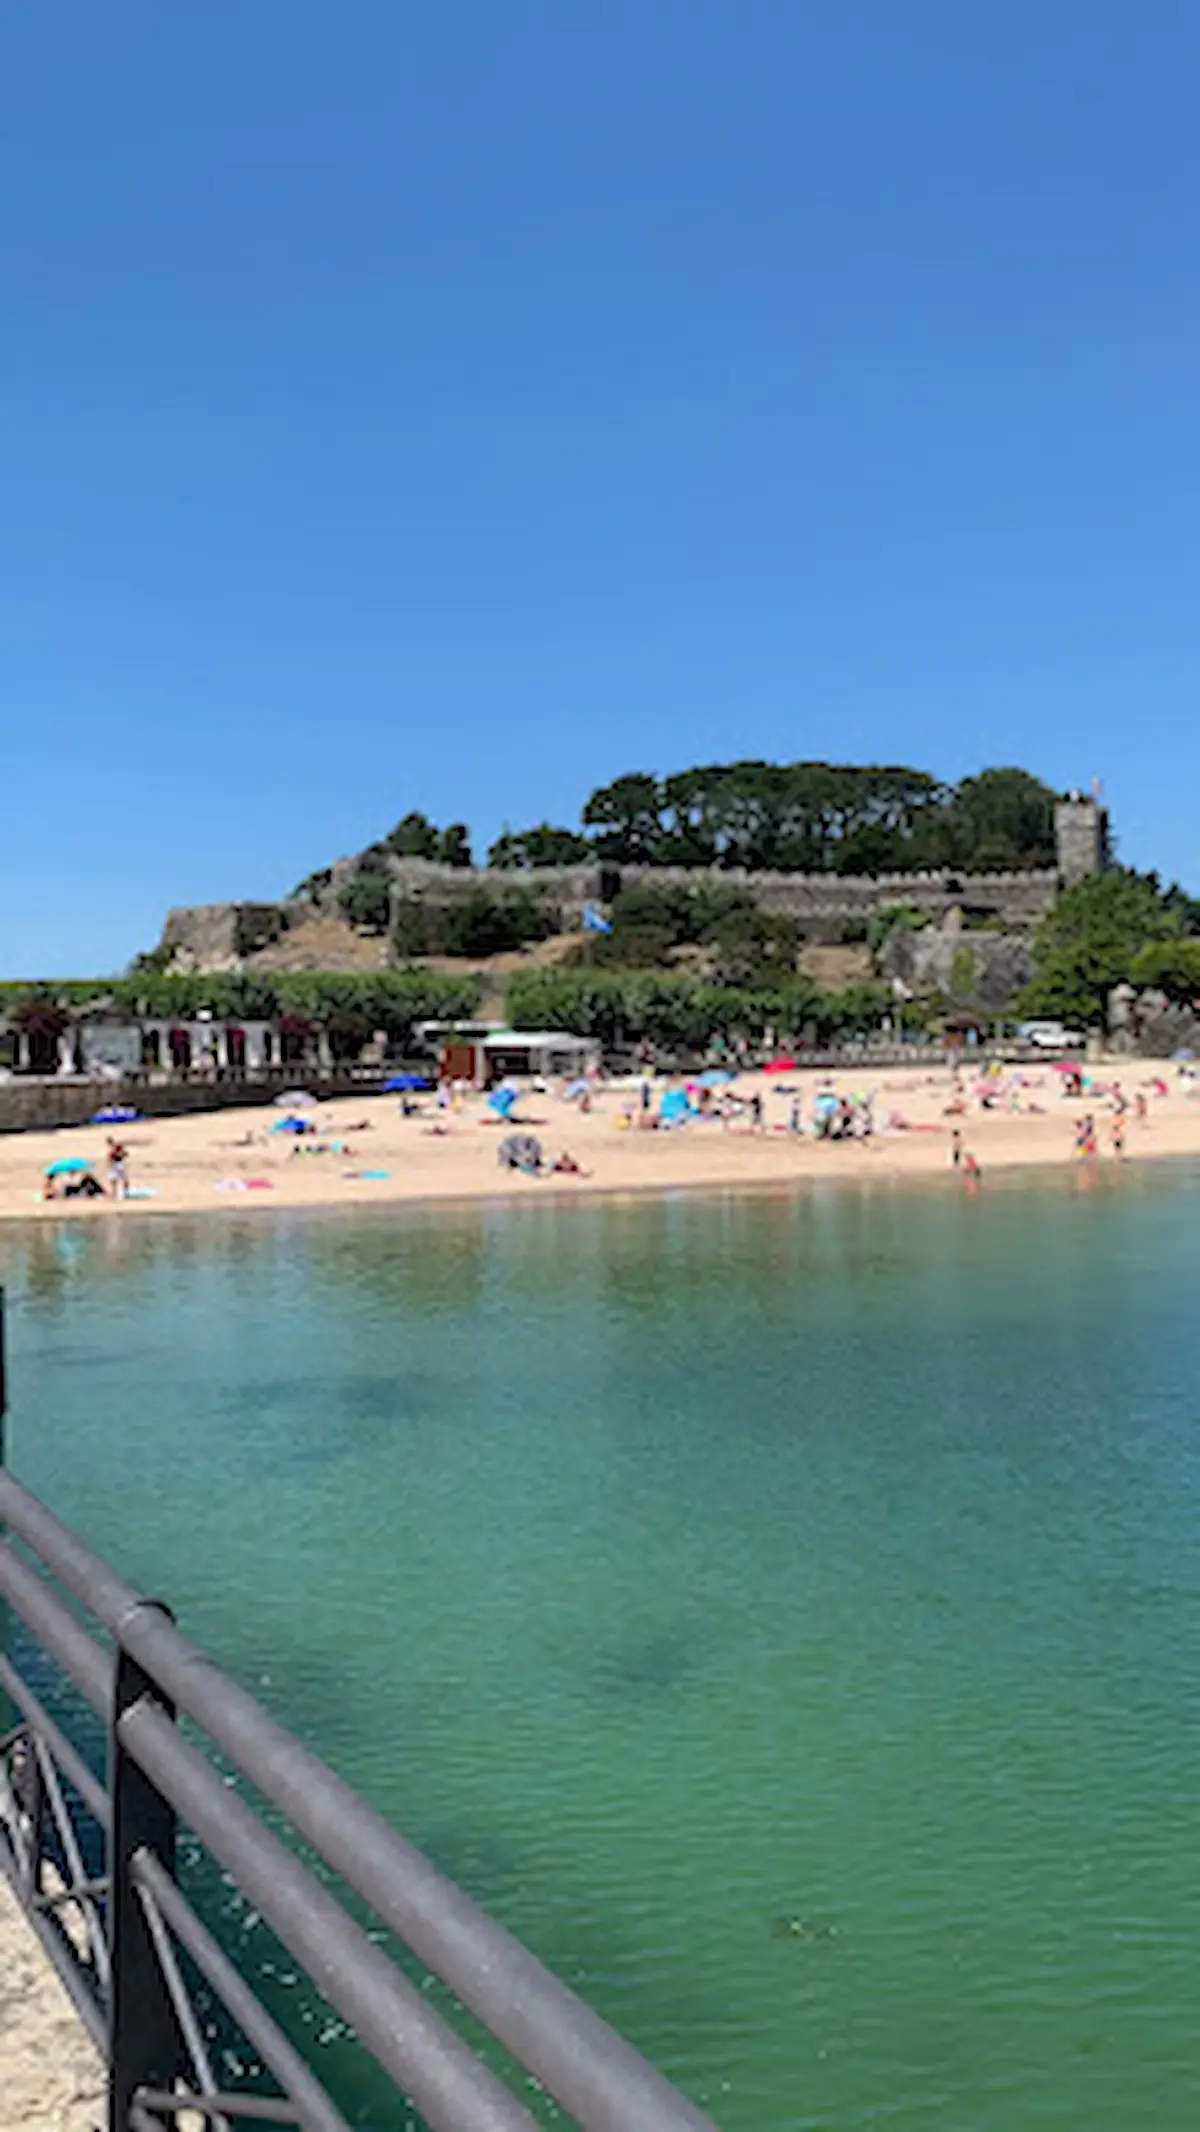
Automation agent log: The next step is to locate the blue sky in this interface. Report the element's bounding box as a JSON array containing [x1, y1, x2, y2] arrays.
[[2, 1, 1198, 975]]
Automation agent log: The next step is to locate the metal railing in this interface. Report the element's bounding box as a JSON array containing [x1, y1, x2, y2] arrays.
[[0, 1297, 716, 2132]]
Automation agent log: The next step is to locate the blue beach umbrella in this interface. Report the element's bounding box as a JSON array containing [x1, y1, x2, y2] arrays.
[[700, 1069, 733, 1087], [45, 1157, 93, 1177], [91, 1105, 140, 1124], [487, 1086, 518, 1119], [384, 1073, 432, 1092]]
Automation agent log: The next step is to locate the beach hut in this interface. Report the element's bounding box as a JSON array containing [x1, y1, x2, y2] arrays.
[[417, 1023, 600, 1088]]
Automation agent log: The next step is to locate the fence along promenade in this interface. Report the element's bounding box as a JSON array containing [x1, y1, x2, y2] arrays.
[[0, 1294, 716, 2131]]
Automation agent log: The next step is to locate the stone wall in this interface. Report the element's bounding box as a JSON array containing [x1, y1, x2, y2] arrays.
[[882, 919, 1033, 1012], [332, 857, 1061, 935]]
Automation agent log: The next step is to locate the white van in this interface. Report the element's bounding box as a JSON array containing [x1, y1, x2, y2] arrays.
[[1016, 1020, 1086, 1050]]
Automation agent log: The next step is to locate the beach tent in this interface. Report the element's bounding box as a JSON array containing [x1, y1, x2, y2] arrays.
[[91, 1105, 140, 1124], [384, 1073, 432, 1092], [659, 1089, 692, 1126], [487, 1086, 519, 1120], [270, 1115, 313, 1134], [274, 1089, 318, 1108]]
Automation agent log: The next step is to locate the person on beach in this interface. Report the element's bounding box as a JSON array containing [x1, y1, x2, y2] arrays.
[[1111, 1112, 1126, 1158], [950, 1127, 963, 1169], [106, 1137, 129, 1197], [962, 1151, 981, 1188], [1075, 1114, 1098, 1159]]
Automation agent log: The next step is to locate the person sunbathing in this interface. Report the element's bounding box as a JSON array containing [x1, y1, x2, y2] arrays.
[[552, 1150, 589, 1176]]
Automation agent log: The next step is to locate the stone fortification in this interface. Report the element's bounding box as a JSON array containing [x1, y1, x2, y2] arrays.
[[158, 864, 1060, 971], [339, 855, 1059, 932], [157, 796, 1108, 971]]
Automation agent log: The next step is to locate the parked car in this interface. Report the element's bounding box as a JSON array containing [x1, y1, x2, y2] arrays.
[[1016, 1020, 1086, 1050]]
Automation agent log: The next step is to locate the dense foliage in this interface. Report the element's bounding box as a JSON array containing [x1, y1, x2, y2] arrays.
[[572, 762, 1058, 873], [1021, 871, 1199, 1025], [566, 881, 805, 985], [5, 972, 485, 1054], [505, 968, 890, 1051], [391, 886, 552, 959], [298, 761, 1062, 903]]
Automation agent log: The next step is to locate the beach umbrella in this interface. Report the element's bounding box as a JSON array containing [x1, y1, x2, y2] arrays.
[[273, 1089, 318, 1108], [270, 1116, 312, 1134], [764, 1056, 798, 1073], [384, 1073, 431, 1092], [700, 1068, 733, 1087], [91, 1105, 140, 1124], [44, 1158, 93, 1177], [487, 1086, 518, 1119]]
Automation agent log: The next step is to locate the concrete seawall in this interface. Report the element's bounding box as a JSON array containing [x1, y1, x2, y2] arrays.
[[0, 1072, 382, 1138]]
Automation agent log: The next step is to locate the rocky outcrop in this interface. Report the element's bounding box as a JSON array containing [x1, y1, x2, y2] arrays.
[[882, 912, 1032, 1011], [1108, 984, 1198, 1057]]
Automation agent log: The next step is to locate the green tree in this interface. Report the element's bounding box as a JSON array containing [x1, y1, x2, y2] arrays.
[[1128, 938, 1200, 1003], [488, 824, 593, 868], [951, 768, 1057, 872], [443, 887, 550, 958], [1021, 870, 1182, 1025], [437, 823, 474, 868], [581, 773, 664, 861], [338, 869, 392, 934], [384, 811, 440, 860]]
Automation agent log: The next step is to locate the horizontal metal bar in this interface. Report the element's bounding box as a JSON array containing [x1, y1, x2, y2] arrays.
[[131, 1851, 353, 2132], [0, 1653, 110, 1826], [0, 1473, 141, 1633], [137, 2093, 302, 2124], [0, 1541, 112, 1721], [36, 1873, 109, 1912], [0, 1830, 108, 2053], [0, 1473, 714, 2129], [121, 1698, 539, 2132]]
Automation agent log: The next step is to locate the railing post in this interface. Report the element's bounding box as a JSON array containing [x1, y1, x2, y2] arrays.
[[109, 1601, 188, 2131], [0, 1282, 7, 1467]]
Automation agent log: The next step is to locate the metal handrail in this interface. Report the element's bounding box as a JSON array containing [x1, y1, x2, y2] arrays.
[[0, 1314, 717, 2131]]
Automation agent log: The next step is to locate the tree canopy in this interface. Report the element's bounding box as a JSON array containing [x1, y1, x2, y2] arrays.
[[305, 760, 1064, 902], [1020, 870, 1191, 1026]]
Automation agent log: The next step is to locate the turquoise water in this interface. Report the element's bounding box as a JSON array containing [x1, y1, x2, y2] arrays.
[[4, 1168, 1200, 2129]]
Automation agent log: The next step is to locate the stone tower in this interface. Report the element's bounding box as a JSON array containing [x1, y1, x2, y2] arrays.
[[1054, 791, 1110, 887]]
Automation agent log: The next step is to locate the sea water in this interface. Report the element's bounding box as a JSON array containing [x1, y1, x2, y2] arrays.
[[3, 1166, 1200, 2129]]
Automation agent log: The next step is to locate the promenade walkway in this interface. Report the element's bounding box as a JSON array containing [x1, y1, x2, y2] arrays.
[[0, 1876, 103, 2132]]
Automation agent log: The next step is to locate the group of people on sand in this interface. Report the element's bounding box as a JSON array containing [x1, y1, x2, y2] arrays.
[[41, 1136, 131, 1202]]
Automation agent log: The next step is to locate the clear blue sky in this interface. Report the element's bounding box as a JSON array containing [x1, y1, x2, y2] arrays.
[[3, 1, 1197, 975]]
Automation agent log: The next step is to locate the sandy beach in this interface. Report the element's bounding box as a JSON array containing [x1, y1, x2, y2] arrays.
[[2, 1059, 1198, 1222], [0, 1878, 103, 2132]]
